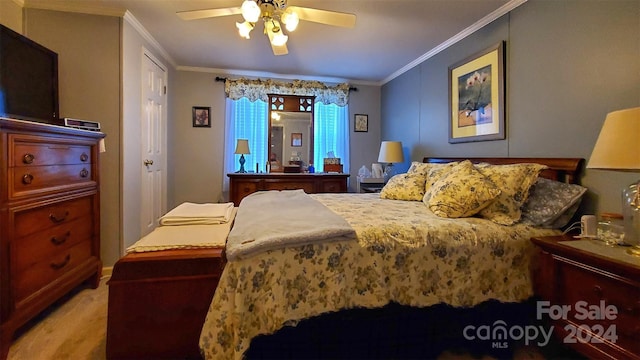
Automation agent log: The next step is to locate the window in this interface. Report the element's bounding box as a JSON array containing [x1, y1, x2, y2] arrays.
[[223, 98, 349, 190]]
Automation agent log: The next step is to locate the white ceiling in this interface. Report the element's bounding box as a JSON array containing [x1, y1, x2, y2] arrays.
[[24, 0, 523, 85]]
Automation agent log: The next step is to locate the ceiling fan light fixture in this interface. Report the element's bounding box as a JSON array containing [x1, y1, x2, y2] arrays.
[[265, 20, 288, 46], [241, 0, 261, 23], [281, 10, 299, 32], [236, 21, 254, 39]]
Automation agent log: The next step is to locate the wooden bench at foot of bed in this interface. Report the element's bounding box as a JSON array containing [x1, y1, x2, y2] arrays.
[[106, 248, 225, 359]]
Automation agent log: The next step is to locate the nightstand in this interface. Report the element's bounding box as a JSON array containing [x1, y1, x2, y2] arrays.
[[357, 177, 385, 193], [530, 235, 640, 360]]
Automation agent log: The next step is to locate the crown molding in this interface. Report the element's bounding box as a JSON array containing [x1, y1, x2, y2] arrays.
[[381, 0, 528, 85], [123, 11, 176, 68], [177, 65, 378, 86]]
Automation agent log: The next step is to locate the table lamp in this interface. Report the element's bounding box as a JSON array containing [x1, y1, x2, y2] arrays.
[[377, 141, 404, 182], [587, 107, 640, 255], [234, 139, 251, 173]]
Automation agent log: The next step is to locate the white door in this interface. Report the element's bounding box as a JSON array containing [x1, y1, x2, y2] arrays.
[[140, 52, 167, 237]]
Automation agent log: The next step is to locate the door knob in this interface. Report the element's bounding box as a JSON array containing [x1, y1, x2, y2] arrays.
[[144, 159, 154, 166]]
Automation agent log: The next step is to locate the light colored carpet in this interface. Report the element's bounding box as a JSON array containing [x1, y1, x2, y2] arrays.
[[8, 277, 109, 360]]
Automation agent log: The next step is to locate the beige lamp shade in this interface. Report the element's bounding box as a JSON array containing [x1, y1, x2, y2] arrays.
[[234, 139, 251, 155], [378, 141, 404, 163], [587, 107, 640, 171]]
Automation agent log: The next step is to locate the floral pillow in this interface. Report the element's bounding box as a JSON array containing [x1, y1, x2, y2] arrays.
[[424, 162, 460, 193], [475, 163, 547, 225], [423, 160, 501, 218], [520, 177, 587, 228], [407, 162, 432, 177], [379, 172, 427, 201]]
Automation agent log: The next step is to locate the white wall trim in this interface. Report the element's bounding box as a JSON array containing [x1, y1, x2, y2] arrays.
[[124, 11, 176, 68], [177, 65, 379, 86], [381, 0, 528, 85]]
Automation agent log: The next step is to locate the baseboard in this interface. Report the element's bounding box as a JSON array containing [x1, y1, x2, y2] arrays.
[[102, 266, 113, 278]]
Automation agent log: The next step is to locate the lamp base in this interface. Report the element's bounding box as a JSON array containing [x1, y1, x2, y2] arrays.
[[236, 154, 247, 173], [383, 163, 395, 183], [622, 178, 639, 255]]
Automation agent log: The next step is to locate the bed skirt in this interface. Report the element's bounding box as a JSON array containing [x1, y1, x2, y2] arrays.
[[244, 298, 575, 359]]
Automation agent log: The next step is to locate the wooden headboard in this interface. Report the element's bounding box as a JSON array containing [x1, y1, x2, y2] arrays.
[[423, 157, 584, 184]]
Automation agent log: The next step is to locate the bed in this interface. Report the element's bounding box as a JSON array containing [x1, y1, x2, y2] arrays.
[[199, 157, 585, 359]]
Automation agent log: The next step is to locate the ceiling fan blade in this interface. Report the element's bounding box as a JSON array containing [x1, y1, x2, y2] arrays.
[[287, 6, 356, 28], [271, 42, 289, 56], [176, 7, 241, 21]]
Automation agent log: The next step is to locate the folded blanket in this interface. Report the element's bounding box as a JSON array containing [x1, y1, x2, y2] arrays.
[[127, 208, 237, 253], [225, 190, 356, 261], [159, 202, 234, 225]]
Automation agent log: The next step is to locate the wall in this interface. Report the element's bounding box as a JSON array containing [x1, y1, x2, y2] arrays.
[[170, 71, 382, 203], [23, 9, 123, 267], [381, 0, 640, 216], [0, 0, 22, 33]]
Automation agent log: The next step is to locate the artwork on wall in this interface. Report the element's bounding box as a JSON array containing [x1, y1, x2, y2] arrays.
[[192, 106, 211, 127], [448, 41, 505, 143], [354, 114, 368, 132], [291, 132, 302, 147]]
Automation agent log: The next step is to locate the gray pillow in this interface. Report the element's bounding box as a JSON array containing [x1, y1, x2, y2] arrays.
[[520, 177, 587, 228]]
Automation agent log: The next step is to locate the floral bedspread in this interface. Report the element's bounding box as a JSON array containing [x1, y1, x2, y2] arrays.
[[199, 193, 558, 359]]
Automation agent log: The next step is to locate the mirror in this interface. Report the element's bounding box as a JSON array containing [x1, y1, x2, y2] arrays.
[[268, 95, 314, 172]]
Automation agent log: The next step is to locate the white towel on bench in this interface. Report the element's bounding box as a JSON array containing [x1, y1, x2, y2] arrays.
[[159, 202, 234, 225]]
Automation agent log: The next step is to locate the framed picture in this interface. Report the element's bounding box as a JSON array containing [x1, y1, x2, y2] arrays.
[[354, 114, 368, 132], [192, 106, 211, 127], [291, 132, 302, 147], [448, 41, 505, 143]]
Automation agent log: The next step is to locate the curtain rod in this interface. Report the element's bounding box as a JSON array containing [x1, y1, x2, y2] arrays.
[[215, 76, 358, 92]]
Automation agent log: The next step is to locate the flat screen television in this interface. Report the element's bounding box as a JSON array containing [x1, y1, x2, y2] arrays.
[[0, 24, 60, 125]]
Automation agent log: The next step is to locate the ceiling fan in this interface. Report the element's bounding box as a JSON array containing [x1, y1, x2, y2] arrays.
[[177, 0, 356, 56]]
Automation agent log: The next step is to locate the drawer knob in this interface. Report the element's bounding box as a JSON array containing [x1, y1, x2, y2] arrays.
[[22, 173, 34, 184], [50, 254, 71, 270], [49, 211, 69, 223], [51, 231, 71, 245], [80, 153, 89, 162], [22, 153, 35, 164], [79, 168, 89, 178]]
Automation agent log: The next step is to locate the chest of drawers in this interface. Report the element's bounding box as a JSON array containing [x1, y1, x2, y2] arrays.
[[0, 118, 104, 359], [531, 235, 640, 360], [227, 173, 350, 206]]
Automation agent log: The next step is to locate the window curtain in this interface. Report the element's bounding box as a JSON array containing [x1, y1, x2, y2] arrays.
[[314, 103, 350, 174], [222, 97, 268, 192], [222, 78, 350, 192]]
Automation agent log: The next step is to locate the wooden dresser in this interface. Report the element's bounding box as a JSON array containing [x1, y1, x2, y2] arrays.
[[228, 173, 350, 206], [0, 118, 104, 359], [531, 235, 640, 360]]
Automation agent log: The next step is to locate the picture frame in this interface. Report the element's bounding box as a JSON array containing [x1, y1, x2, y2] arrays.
[[448, 41, 505, 143], [354, 114, 368, 132], [291, 132, 302, 147], [192, 106, 211, 127]]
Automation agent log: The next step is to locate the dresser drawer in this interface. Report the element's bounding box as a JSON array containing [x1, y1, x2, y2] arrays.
[[9, 134, 92, 167], [556, 259, 640, 351], [320, 179, 345, 193], [13, 240, 93, 304], [13, 196, 94, 238], [264, 180, 314, 193], [10, 164, 93, 198], [13, 216, 93, 274]]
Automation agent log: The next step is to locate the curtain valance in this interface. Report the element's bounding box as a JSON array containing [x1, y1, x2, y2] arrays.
[[224, 78, 349, 106]]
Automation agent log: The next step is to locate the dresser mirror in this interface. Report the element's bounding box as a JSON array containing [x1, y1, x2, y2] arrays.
[[268, 94, 314, 171]]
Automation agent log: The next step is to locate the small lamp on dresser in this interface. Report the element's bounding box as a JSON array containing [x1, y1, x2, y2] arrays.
[[587, 107, 640, 255], [377, 141, 404, 182], [234, 139, 251, 173]]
